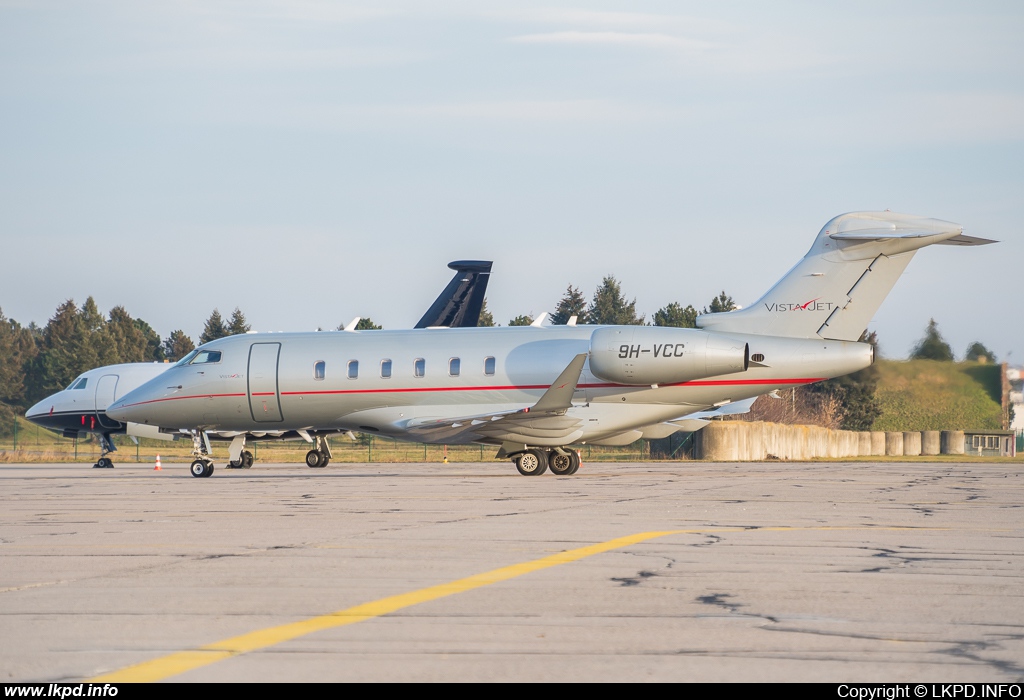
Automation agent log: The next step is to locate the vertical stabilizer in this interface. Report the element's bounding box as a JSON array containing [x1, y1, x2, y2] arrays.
[[696, 212, 993, 340], [415, 260, 492, 328]]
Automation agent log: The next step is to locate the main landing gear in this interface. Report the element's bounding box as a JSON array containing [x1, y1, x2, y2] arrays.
[[512, 449, 580, 476], [227, 451, 254, 469], [305, 435, 332, 469]]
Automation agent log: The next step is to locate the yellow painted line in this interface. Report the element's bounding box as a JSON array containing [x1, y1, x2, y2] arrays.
[[86, 524, 978, 682], [87, 529, 683, 683]]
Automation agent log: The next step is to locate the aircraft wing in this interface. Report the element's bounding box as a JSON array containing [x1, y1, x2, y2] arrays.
[[402, 354, 589, 444], [637, 396, 760, 438], [675, 396, 758, 421]]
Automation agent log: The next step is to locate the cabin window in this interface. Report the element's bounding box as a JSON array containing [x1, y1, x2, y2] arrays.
[[68, 377, 88, 390], [314, 361, 325, 380], [191, 350, 222, 365], [347, 360, 359, 379], [449, 358, 460, 377], [414, 358, 425, 378], [484, 357, 495, 376], [381, 359, 392, 378]]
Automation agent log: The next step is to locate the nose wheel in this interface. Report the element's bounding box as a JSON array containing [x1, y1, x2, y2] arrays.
[[190, 460, 214, 478]]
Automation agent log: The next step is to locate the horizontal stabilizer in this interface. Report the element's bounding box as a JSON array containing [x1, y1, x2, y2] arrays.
[[937, 234, 997, 246], [697, 211, 994, 341]]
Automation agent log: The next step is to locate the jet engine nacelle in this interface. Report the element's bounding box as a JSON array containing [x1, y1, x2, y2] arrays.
[[589, 326, 749, 386]]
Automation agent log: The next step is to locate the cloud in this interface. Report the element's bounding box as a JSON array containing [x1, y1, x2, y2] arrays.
[[507, 31, 714, 51]]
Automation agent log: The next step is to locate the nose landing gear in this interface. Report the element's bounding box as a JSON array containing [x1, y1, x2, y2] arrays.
[[188, 430, 216, 478], [190, 459, 214, 478], [92, 433, 117, 468]]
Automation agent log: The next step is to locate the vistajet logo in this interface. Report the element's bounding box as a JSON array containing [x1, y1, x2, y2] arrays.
[[764, 298, 836, 313]]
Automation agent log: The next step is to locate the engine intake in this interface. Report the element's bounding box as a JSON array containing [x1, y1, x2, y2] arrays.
[[589, 326, 748, 386]]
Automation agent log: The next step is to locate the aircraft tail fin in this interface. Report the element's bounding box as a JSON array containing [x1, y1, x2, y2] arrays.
[[415, 260, 492, 329], [696, 211, 994, 340]]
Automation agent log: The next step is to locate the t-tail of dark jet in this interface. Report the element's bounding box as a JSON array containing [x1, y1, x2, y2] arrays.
[[415, 260, 492, 328], [696, 211, 995, 341]]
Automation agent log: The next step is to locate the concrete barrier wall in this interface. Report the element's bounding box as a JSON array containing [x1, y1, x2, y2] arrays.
[[870, 432, 886, 455], [903, 431, 922, 456], [885, 432, 904, 456], [692, 423, 969, 461], [941, 430, 965, 455]]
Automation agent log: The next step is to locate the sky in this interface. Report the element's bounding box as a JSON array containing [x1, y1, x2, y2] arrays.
[[1, 1, 1021, 362]]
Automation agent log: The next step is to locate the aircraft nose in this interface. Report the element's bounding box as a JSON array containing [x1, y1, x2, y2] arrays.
[[25, 398, 50, 422], [106, 398, 134, 422]]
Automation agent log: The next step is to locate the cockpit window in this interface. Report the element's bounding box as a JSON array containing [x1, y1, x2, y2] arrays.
[[174, 350, 199, 367], [66, 377, 88, 390], [190, 350, 222, 365]]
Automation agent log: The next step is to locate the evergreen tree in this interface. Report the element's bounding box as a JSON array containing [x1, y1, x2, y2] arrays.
[[588, 276, 644, 325], [80, 296, 115, 366], [653, 302, 698, 328], [226, 307, 251, 336], [134, 318, 165, 361], [551, 285, 588, 325], [27, 300, 93, 402], [103, 306, 149, 362], [163, 330, 195, 362], [703, 291, 737, 314], [335, 318, 382, 331], [199, 309, 228, 345], [964, 341, 996, 363], [508, 314, 533, 326], [910, 318, 954, 361], [477, 298, 496, 327], [0, 308, 37, 411]]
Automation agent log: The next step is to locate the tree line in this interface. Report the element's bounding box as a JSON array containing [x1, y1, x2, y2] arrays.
[[0, 286, 1000, 435], [478, 277, 738, 328], [0, 299, 255, 427]]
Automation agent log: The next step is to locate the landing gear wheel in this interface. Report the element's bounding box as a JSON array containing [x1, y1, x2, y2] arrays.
[[241, 451, 254, 469], [567, 451, 581, 475], [227, 458, 244, 469], [306, 450, 324, 468], [548, 450, 578, 476], [514, 449, 548, 476], [190, 460, 214, 478], [93, 457, 113, 469], [318, 451, 330, 467]]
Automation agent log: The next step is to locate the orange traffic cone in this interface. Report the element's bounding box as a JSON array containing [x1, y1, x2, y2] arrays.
[[154, 455, 162, 471]]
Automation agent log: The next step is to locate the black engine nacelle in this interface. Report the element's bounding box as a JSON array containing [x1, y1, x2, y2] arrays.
[[589, 326, 748, 386]]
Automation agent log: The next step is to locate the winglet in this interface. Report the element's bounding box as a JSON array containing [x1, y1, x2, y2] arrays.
[[530, 353, 588, 414], [344, 317, 361, 331]]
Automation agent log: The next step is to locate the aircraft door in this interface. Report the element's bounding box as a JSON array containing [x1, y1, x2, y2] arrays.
[[248, 343, 284, 422], [95, 374, 120, 429]]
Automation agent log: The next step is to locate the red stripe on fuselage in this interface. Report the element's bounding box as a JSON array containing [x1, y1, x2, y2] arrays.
[[114, 378, 825, 409]]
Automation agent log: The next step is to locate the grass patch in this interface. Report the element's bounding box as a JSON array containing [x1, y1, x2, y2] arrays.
[[873, 359, 1002, 431]]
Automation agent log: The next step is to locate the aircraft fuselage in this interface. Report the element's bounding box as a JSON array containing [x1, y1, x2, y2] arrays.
[[109, 326, 872, 446]]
